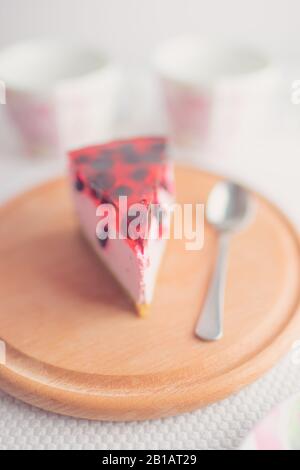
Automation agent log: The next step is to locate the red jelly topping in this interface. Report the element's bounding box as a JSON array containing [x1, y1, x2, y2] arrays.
[[69, 137, 173, 253]]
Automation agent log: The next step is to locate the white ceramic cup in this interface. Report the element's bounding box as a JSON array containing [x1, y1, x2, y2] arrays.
[[154, 35, 278, 159], [0, 39, 121, 156]]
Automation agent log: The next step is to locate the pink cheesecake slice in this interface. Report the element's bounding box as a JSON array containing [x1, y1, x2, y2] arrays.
[[68, 137, 175, 315]]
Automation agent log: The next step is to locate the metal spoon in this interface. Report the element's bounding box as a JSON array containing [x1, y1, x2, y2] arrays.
[[195, 180, 253, 341]]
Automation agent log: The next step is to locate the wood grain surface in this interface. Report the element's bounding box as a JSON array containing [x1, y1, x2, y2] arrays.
[[0, 166, 299, 421]]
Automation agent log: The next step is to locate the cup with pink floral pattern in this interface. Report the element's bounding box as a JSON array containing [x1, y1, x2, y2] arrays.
[[0, 39, 121, 157], [154, 35, 278, 159]]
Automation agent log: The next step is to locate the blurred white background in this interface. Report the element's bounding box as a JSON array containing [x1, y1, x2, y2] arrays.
[[0, 0, 300, 65], [0, 0, 299, 217]]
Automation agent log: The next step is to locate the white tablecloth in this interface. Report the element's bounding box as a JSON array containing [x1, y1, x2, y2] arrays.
[[0, 92, 300, 450]]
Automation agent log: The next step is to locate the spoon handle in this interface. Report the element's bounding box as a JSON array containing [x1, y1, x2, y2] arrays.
[[195, 234, 229, 341]]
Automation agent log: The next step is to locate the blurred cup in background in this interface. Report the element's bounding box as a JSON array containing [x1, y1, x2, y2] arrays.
[[154, 35, 279, 161], [0, 39, 121, 157]]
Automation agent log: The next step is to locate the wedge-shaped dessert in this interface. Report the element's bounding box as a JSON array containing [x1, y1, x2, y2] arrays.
[[68, 137, 174, 315]]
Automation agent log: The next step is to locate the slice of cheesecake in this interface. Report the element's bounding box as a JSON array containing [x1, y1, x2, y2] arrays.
[[68, 137, 175, 315]]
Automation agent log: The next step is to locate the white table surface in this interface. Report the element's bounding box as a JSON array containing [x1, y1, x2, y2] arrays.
[[0, 85, 300, 450]]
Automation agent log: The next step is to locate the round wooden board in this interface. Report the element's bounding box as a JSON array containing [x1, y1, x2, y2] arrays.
[[0, 166, 300, 422]]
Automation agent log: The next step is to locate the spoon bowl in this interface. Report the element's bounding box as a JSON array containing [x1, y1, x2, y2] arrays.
[[206, 181, 253, 233]]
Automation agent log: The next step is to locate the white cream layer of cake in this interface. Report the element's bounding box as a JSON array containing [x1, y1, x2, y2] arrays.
[[72, 189, 170, 308]]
